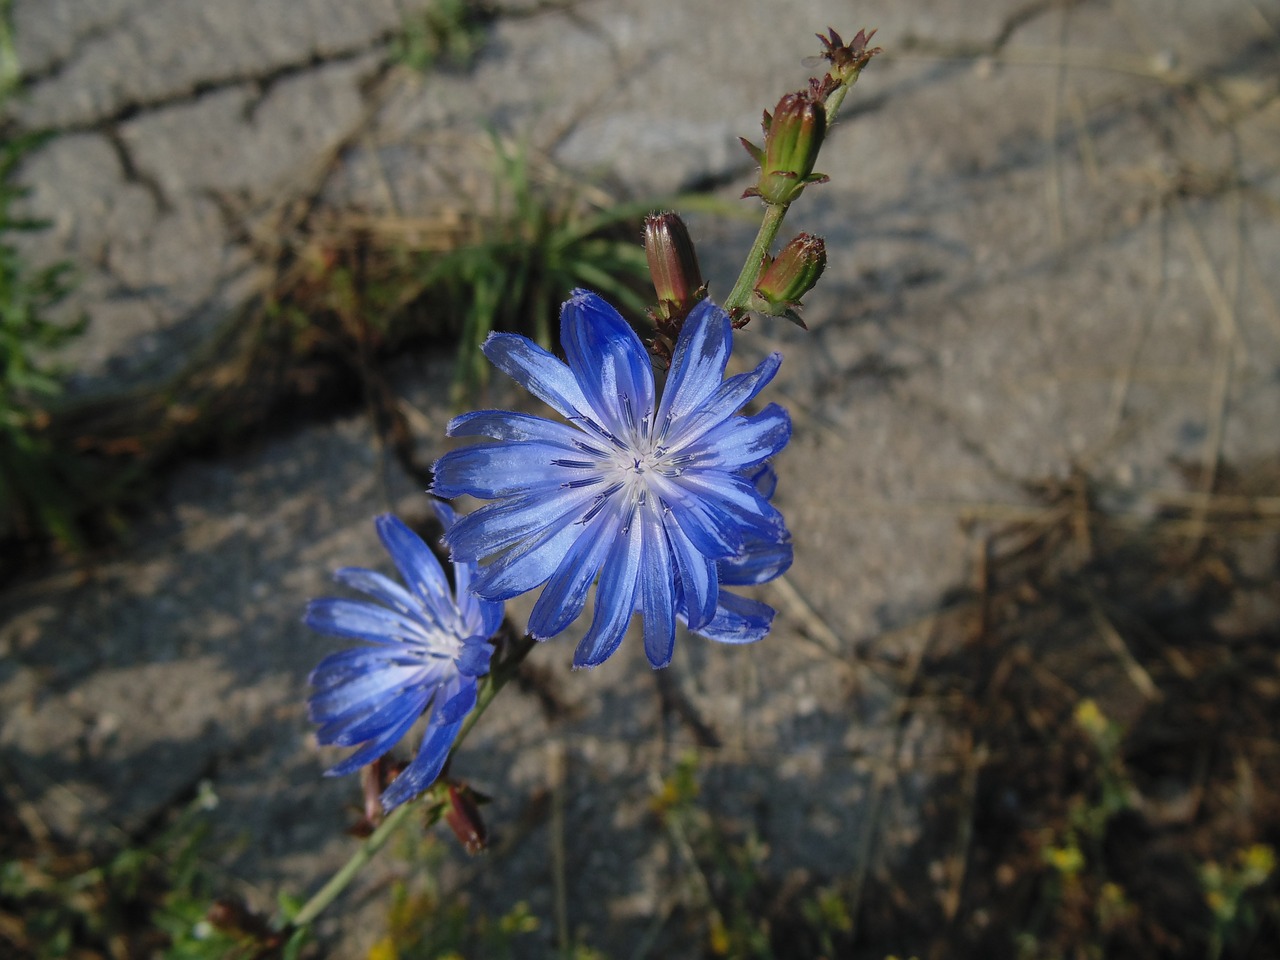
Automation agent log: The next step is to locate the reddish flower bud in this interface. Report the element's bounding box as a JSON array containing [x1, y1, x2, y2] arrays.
[[644, 211, 708, 365], [445, 783, 489, 855], [345, 758, 405, 837], [361, 762, 386, 829], [644, 212, 705, 321], [741, 92, 828, 206], [753, 233, 826, 327]]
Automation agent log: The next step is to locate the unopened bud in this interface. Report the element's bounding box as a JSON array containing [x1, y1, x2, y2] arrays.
[[644, 212, 707, 366], [361, 762, 385, 829], [644, 212, 704, 322], [741, 93, 828, 206], [445, 783, 489, 855], [753, 233, 826, 326], [346, 758, 405, 837]]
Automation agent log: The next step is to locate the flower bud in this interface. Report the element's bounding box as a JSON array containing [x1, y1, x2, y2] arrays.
[[644, 212, 704, 321], [741, 93, 828, 206], [445, 783, 488, 854], [752, 233, 826, 326], [644, 212, 708, 366], [815, 27, 881, 89], [346, 757, 405, 836]]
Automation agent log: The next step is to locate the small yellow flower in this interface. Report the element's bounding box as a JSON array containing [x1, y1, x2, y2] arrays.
[[1240, 844, 1276, 887], [1045, 844, 1086, 876], [708, 916, 731, 956], [1205, 889, 1227, 915], [498, 901, 540, 935], [1073, 699, 1108, 741]]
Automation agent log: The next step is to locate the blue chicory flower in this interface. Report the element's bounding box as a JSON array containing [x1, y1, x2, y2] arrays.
[[305, 505, 503, 811], [433, 289, 792, 670]]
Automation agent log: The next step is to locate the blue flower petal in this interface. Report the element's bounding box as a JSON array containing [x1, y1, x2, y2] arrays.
[[325, 686, 432, 746], [469, 516, 586, 601], [454, 639, 494, 677], [325, 704, 425, 778], [718, 534, 793, 586], [304, 598, 429, 646], [308, 661, 423, 724], [664, 520, 718, 631], [690, 591, 776, 645], [745, 463, 778, 499], [332, 567, 420, 619], [639, 507, 676, 668], [662, 489, 745, 558], [444, 488, 595, 561], [454, 562, 505, 638], [561, 290, 655, 439], [654, 299, 732, 428], [376, 515, 456, 631], [681, 403, 791, 471], [671, 471, 788, 546], [436, 675, 478, 723], [433, 441, 578, 499], [527, 498, 623, 639], [482, 332, 592, 422], [308, 645, 421, 688], [432, 499, 500, 637], [379, 716, 464, 811], [447, 409, 586, 447], [429, 499, 460, 527], [664, 352, 783, 454], [573, 513, 644, 668], [309, 647, 386, 688]]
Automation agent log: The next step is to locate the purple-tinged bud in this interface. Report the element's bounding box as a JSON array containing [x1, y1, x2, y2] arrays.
[[361, 762, 386, 830], [345, 758, 405, 836], [644, 211, 708, 367], [445, 783, 489, 855], [752, 233, 826, 327], [741, 92, 828, 206], [644, 212, 705, 320]]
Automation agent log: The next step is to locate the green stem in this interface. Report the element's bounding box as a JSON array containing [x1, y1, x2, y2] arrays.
[[290, 628, 538, 930], [291, 801, 415, 928], [721, 72, 864, 315], [723, 202, 787, 313], [823, 79, 853, 127]]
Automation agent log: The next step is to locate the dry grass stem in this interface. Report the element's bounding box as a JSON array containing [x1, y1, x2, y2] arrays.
[[548, 741, 570, 955], [1085, 590, 1162, 702]]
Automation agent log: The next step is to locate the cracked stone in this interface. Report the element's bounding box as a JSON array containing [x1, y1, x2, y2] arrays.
[[7, 0, 138, 82], [1, 2, 1277, 957], [14, 132, 123, 264], [7, 0, 434, 130], [118, 55, 377, 201]]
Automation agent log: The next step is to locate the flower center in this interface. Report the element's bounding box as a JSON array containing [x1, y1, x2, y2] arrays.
[[410, 619, 464, 661], [609, 441, 657, 504], [564, 398, 700, 526], [604, 429, 698, 511]]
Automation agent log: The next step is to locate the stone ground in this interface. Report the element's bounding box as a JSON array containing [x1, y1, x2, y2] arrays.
[[2, 0, 1278, 956]]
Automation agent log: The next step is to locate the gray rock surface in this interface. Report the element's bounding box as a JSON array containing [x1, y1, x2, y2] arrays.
[[2, 0, 1278, 956]]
